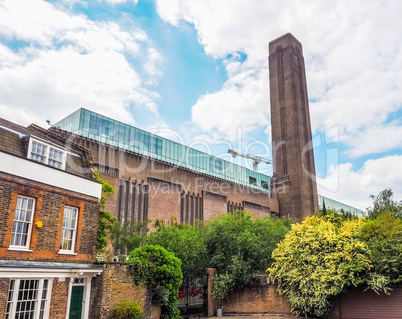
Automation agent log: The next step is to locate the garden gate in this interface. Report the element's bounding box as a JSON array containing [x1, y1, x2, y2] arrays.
[[177, 269, 208, 317]]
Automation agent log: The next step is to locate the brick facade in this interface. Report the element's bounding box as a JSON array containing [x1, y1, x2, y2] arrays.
[[0, 172, 99, 262], [0, 118, 102, 319]]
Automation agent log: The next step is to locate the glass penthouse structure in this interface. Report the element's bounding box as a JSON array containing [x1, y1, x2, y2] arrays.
[[55, 108, 271, 194], [318, 195, 363, 216]]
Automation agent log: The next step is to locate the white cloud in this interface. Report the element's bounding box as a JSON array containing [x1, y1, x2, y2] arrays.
[[0, 0, 161, 126], [144, 47, 163, 85], [155, 0, 402, 155], [344, 121, 402, 157], [318, 155, 402, 211], [191, 58, 269, 140]]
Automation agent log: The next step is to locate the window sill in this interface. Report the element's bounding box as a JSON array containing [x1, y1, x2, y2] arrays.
[[8, 247, 33, 252], [58, 251, 77, 255]]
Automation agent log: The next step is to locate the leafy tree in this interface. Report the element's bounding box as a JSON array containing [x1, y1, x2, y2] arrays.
[[144, 218, 208, 269], [129, 245, 183, 319], [268, 215, 388, 318], [111, 220, 147, 257], [322, 199, 327, 216], [366, 188, 402, 219], [205, 211, 291, 301], [360, 212, 402, 283], [211, 273, 233, 309]]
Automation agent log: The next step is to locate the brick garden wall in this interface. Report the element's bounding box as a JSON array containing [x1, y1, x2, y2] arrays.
[[219, 275, 291, 316], [90, 262, 160, 319]]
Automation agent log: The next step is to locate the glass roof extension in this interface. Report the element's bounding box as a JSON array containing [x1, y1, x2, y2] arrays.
[[318, 195, 363, 216], [55, 108, 271, 194]]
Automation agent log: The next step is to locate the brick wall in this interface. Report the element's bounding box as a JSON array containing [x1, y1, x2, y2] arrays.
[[222, 281, 291, 315], [49, 278, 70, 319], [202, 190, 227, 221], [80, 201, 101, 255], [147, 177, 181, 226], [90, 262, 160, 319], [0, 278, 10, 317], [243, 201, 271, 219], [0, 181, 12, 246], [0, 172, 99, 263]]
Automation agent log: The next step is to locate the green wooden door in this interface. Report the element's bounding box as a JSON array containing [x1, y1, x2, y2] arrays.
[[69, 286, 84, 319]]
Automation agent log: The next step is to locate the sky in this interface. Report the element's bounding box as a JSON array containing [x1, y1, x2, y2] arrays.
[[0, 0, 401, 211]]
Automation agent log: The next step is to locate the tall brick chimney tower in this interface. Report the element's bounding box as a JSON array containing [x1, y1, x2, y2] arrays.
[[269, 33, 319, 220]]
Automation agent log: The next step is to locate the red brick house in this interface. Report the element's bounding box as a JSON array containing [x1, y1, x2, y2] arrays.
[[0, 118, 102, 319]]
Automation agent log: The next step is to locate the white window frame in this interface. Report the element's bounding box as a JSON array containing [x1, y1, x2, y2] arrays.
[[27, 137, 67, 170], [9, 195, 36, 251], [59, 206, 79, 254], [5, 278, 52, 319]]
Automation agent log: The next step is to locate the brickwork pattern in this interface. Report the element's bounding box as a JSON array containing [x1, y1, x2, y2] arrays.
[[0, 181, 12, 246], [80, 201, 101, 256], [243, 201, 271, 219], [203, 191, 227, 221], [222, 285, 291, 315], [49, 278, 69, 319], [90, 262, 160, 319], [0, 278, 10, 317], [148, 177, 181, 227], [35, 192, 63, 252]]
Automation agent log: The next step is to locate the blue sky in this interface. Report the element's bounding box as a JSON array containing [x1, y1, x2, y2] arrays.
[[0, 0, 401, 210]]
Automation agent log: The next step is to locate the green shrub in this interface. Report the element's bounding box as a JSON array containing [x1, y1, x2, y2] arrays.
[[360, 212, 402, 283], [205, 211, 291, 295], [129, 245, 183, 319], [112, 301, 143, 319], [145, 218, 208, 269]]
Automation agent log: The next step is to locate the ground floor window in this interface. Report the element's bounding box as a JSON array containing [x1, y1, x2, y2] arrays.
[[5, 278, 51, 319]]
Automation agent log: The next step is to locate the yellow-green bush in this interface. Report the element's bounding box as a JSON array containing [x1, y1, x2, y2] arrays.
[[112, 301, 143, 319], [268, 215, 388, 317]]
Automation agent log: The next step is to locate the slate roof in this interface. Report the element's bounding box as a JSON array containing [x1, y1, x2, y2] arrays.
[[0, 117, 95, 180], [0, 260, 103, 270]]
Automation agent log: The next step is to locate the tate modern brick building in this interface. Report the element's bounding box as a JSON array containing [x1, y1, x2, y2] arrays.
[[51, 33, 321, 225]]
